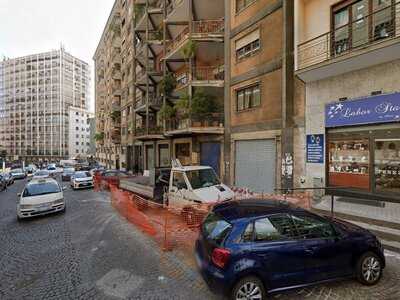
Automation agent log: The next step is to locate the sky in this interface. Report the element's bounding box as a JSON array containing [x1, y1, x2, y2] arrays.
[[0, 0, 115, 112]]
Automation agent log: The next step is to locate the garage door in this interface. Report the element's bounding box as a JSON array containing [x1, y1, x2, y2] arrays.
[[235, 139, 276, 193]]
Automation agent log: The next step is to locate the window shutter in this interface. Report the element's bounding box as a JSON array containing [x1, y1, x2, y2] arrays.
[[235, 29, 260, 50]]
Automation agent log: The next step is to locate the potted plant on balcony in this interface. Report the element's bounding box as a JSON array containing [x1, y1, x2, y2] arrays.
[[160, 72, 177, 96], [94, 132, 105, 144], [110, 110, 121, 121], [175, 92, 190, 129], [159, 103, 176, 121], [190, 88, 220, 127]]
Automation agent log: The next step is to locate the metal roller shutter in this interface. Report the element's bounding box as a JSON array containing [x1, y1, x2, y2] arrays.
[[235, 139, 276, 193]]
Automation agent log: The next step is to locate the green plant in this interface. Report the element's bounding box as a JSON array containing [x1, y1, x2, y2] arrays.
[[159, 104, 176, 121], [94, 132, 104, 141], [135, 4, 145, 20], [181, 39, 197, 60], [175, 92, 190, 118], [190, 89, 220, 118], [160, 72, 177, 96], [110, 110, 121, 121]]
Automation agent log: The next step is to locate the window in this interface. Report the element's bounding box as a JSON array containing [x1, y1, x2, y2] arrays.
[[172, 172, 187, 190], [291, 214, 336, 239], [236, 84, 261, 111], [202, 212, 232, 246], [254, 215, 298, 242], [375, 139, 400, 193], [236, 0, 257, 13], [236, 30, 260, 61], [159, 144, 170, 167], [332, 0, 394, 55]]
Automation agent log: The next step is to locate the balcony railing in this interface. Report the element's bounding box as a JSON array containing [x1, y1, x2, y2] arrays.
[[175, 65, 224, 89], [192, 19, 224, 35], [135, 125, 163, 136], [298, 2, 400, 70], [165, 19, 224, 56], [166, 0, 184, 16], [166, 113, 224, 132]]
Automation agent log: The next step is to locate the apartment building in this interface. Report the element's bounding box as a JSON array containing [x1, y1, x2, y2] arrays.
[[224, 0, 305, 193], [0, 48, 90, 162], [295, 0, 400, 201], [68, 107, 94, 159], [95, 0, 225, 174]]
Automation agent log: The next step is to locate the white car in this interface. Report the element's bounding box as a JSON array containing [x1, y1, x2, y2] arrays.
[[31, 170, 51, 180], [70, 171, 94, 190], [17, 178, 66, 219]]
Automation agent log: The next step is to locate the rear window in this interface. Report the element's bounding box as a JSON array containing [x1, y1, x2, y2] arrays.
[[23, 182, 61, 197], [202, 212, 232, 246]]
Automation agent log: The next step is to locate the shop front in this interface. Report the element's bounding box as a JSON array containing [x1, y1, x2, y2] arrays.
[[325, 93, 400, 200]]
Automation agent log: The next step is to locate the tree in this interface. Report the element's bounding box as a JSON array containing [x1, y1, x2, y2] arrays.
[[159, 103, 176, 121], [94, 132, 104, 141]]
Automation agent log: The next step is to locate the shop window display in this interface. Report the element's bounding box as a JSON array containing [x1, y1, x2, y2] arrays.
[[375, 139, 400, 193], [329, 140, 370, 190]]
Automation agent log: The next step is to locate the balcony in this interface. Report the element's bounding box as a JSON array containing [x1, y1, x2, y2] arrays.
[[175, 65, 224, 89], [135, 125, 164, 140], [135, 94, 162, 114], [297, 2, 400, 82], [165, 113, 224, 135], [165, 19, 224, 58], [111, 129, 121, 144]]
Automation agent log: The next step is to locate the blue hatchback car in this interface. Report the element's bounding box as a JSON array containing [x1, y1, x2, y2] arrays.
[[195, 199, 385, 300]]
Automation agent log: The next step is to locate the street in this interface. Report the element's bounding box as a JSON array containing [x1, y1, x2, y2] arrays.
[[1, 178, 400, 300]]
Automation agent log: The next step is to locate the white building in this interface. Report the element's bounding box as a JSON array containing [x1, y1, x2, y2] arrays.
[[68, 107, 93, 159], [0, 47, 90, 162]]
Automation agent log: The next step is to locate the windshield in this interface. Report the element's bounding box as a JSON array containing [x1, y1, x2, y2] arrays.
[[23, 182, 61, 197], [35, 171, 49, 176], [12, 169, 23, 173], [202, 212, 232, 246], [186, 168, 220, 189], [75, 172, 91, 178]]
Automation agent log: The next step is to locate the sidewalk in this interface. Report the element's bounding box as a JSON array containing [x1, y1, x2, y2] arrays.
[[312, 195, 400, 226], [312, 195, 400, 252]]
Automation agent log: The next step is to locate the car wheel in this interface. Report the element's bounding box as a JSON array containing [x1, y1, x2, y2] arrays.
[[231, 276, 267, 300], [356, 252, 383, 286]]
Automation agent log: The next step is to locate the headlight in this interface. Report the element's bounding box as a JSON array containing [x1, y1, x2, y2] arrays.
[[19, 204, 34, 210], [54, 198, 64, 205]]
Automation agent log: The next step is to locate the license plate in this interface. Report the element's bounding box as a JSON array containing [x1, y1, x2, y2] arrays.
[[37, 204, 51, 211]]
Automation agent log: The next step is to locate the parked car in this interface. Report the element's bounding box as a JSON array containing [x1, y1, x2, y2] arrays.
[[10, 168, 26, 180], [31, 170, 51, 180], [1, 172, 14, 186], [17, 178, 66, 219], [0, 174, 7, 191], [70, 171, 94, 190], [100, 170, 129, 187], [195, 199, 385, 300], [61, 167, 75, 181], [25, 164, 38, 176]]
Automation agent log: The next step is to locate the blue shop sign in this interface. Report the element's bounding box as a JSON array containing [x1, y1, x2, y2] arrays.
[[306, 134, 324, 164], [325, 93, 400, 128]]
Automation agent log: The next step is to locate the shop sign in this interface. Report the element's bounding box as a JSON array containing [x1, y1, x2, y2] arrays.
[[325, 93, 400, 127], [306, 134, 324, 164]]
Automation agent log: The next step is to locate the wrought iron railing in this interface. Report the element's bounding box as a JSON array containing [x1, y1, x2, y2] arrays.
[[166, 113, 224, 131], [298, 2, 400, 70]]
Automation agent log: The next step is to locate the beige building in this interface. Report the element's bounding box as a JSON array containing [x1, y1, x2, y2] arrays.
[[223, 0, 305, 193], [295, 0, 400, 201], [0, 48, 90, 162]]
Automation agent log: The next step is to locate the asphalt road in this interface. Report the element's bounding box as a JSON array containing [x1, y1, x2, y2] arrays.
[[0, 177, 400, 300], [0, 177, 217, 300]]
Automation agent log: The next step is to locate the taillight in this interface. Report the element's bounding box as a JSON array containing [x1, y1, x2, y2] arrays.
[[211, 248, 230, 269]]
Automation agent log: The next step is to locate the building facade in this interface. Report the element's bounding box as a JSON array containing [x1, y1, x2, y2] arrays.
[[295, 0, 400, 200], [68, 107, 94, 159], [0, 48, 90, 162], [223, 0, 305, 193], [94, 0, 305, 192], [94, 0, 226, 174]]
